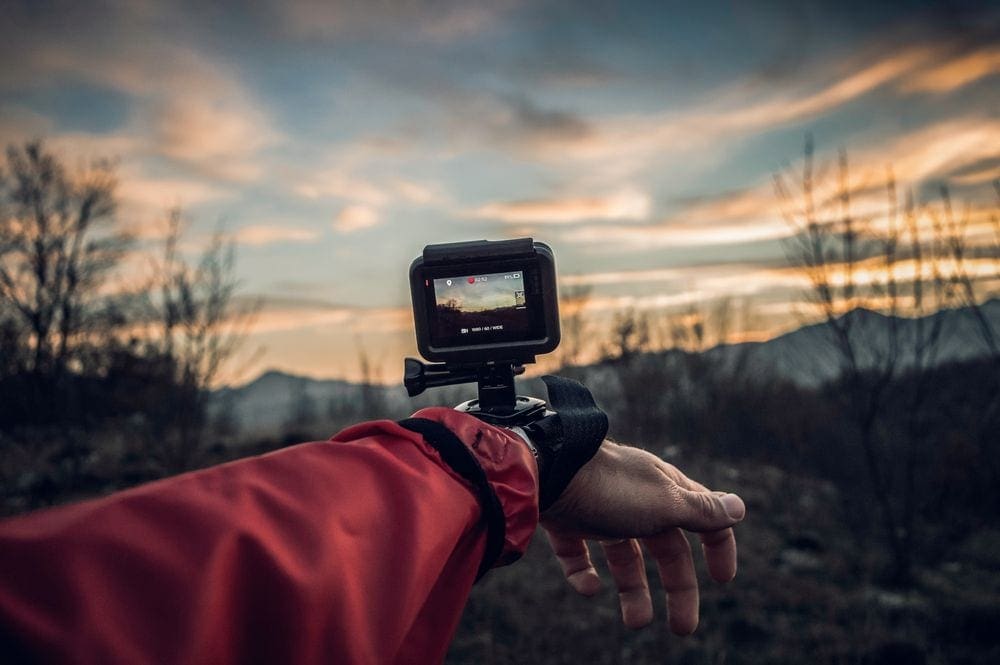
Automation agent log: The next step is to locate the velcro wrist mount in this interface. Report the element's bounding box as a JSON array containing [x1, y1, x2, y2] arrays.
[[524, 375, 609, 512]]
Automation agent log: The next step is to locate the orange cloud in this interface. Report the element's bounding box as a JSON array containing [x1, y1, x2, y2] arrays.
[[153, 97, 281, 183], [234, 225, 321, 246], [473, 188, 650, 224], [118, 174, 232, 211], [900, 45, 1000, 94], [564, 186, 789, 248], [333, 205, 380, 233], [518, 41, 979, 184], [858, 116, 1000, 186], [297, 171, 391, 206], [245, 298, 411, 335], [4, 24, 281, 185], [562, 267, 683, 287], [567, 114, 998, 252], [728, 46, 937, 128], [296, 163, 450, 216]]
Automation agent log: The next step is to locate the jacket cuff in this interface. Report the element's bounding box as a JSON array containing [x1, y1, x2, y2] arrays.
[[409, 407, 539, 567]]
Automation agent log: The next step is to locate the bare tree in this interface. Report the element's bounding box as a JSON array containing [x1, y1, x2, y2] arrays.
[[773, 138, 996, 585], [356, 343, 387, 421], [0, 141, 131, 419], [557, 284, 592, 369], [777, 142, 913, 581], [932, 184, 1000, 358], [144, 209, 258, 471], [605, 307, 650, 361]]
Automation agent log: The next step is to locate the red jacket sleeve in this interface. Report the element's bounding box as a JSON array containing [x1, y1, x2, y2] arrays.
[[0, 408, 538, 665]]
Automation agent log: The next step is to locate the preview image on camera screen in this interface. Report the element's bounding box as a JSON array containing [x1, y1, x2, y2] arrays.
[[433, 270, 528, 340]]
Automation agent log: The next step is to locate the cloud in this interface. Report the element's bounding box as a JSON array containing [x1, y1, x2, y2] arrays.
[[857, 116, 1000, 186], [565, 114, 999, 252], [332, 205, 379, 233], [274, 0, 519, 43], [395, 179, 446, 205], [427, 90, 594, 158], [562, 267, 683, 287], [599, 50, 933, 158], [899, 45, 1000, 94], [296, 171, 390, 206], [473, 188, 650, 224], [0, 105, 55, 140], [0, 4, 280, 184], [296, 158, 451, 233], [234, 224, 321, 246], [724, 46, 938, 129], [151, 97, 281, 183], [484, 40, 984, 184], [294, 138, 451, 208], [245, 296, 411, 334], [487, 94, 593, 152], [118, 174, 233, 210], [564, 187, 789, 249], [569, 267, 804, 313], [949, 159, 1000, 186]]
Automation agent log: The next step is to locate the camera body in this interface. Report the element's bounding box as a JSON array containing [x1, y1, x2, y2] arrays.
[[405, 238, 560, 425], [409, 238, 560, 366]]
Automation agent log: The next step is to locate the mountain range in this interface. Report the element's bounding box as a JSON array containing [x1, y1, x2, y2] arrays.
[[211, 300, 999, 439]]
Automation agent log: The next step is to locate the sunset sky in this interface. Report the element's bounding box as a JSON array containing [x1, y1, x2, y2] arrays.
[[1, 1, 997, 383]]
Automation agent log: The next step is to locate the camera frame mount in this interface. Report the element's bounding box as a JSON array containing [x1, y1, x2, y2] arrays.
[[403, 357, 547, 427]]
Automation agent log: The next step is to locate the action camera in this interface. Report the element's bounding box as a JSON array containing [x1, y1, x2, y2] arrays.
[[403, 238, 609, 555], [404, 238, 560, 425], [408, 238, 560, 365]]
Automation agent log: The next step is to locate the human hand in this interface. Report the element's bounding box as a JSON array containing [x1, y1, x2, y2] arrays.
[[539, 440, 745, 634]]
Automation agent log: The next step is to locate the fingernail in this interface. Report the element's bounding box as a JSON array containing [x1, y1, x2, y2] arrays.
[[721, 493, 745, 520]]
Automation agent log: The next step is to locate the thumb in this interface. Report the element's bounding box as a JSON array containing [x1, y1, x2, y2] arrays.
[[668, 488, 745, 532]]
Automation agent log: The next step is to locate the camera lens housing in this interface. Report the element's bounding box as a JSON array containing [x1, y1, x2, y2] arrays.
[[409, 238, 560, 365]]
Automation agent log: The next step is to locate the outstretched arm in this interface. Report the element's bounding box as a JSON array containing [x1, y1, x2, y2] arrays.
[[0, 409, 537, 665]]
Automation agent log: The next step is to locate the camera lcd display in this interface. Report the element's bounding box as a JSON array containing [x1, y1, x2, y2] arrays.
[[431, 270, 529, 342]]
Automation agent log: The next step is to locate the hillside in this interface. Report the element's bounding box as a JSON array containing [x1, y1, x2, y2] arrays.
[[215, 300, 1000, 437]]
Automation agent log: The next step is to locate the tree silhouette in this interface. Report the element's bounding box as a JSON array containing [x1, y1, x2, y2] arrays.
[[774, 138, 998, 585], [0, 141, 132, 423]]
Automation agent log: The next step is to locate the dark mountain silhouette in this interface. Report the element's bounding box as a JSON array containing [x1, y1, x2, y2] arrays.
[[707, 298, 999, 386], [215, 300, 999, 437]]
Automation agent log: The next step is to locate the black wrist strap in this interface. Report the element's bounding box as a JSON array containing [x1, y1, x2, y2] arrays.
[[398, 418, 506, 581], [524, 375, 609, 511]]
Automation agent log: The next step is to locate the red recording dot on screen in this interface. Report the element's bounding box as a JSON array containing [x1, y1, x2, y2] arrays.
[[468, 277, 476, 284]]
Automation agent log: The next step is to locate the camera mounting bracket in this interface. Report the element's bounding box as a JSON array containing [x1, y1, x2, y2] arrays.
[[403, 357, 548, 427]]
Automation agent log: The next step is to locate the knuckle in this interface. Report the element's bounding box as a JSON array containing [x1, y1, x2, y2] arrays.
[[692, 492, 717, 522]]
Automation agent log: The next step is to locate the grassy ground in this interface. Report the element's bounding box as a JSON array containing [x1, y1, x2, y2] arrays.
[[447, 458, 1000, 665], [4, 431, 997, 663]]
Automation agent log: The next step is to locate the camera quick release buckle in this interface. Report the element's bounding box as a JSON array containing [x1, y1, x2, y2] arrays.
[[403, 357, 548, 427]]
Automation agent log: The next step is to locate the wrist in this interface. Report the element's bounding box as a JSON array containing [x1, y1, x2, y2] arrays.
[[510, 425, 548, 480]]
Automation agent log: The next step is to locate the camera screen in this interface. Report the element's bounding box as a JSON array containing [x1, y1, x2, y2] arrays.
[[431, 270, 530, 342]]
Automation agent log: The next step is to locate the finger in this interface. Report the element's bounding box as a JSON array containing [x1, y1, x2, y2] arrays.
[[663, 477, 741, 581], [664, 483, 746, 533], [699, 526, 738, 583], [543, 529, 602, 596], [601, 539, 653, 629], [644, 528, 699, 635]]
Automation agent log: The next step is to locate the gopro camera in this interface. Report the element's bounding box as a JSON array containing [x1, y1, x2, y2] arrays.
[[404, 238, 560, 425]]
